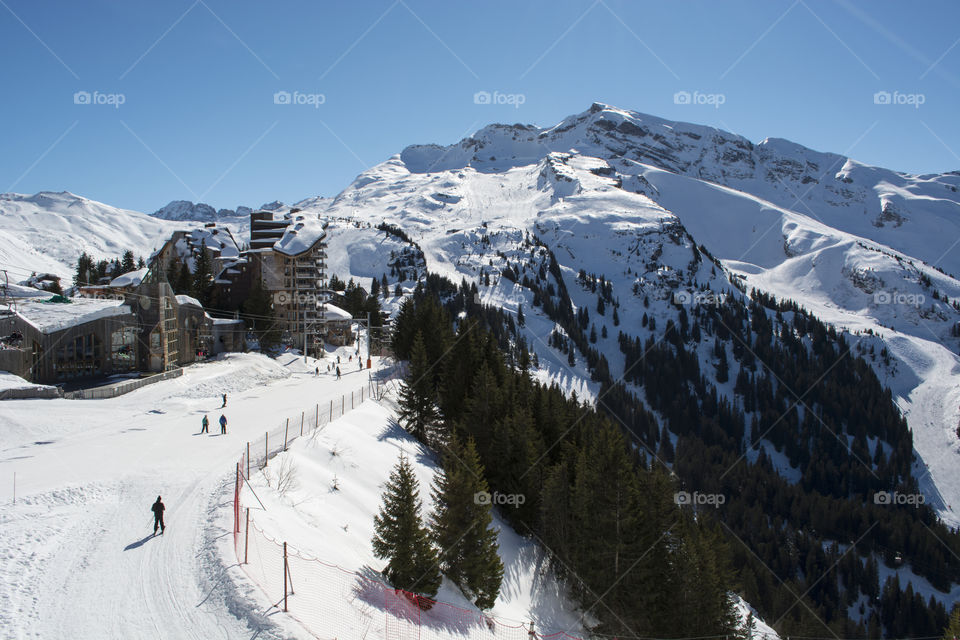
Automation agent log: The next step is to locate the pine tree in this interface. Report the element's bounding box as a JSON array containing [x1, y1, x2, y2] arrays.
[[398, 331, 444, 446], [431, 436, 504, 610], [74, 252, 94, 286], [372, 455, 442, 600], [517, 304, 525, 327], [192, 240, 213, 304], [943, 606, 960, 640], [120, 250, 136, 274]]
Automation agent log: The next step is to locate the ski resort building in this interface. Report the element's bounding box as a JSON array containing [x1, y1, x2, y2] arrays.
[[0, 263, 244, 385], [244, 208, 331, 357]]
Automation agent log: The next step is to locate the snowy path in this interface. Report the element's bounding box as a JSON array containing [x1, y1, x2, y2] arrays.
[[0, 352, 380, 640]]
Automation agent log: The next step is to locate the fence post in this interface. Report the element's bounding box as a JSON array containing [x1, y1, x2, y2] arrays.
[[300, 411, 304, 436], [329, 399, 333, 422], [244, 508, 250, 565], [264, 431, 268, 467], [284, 418, 289, 451], [234, 463, 239, 533], [246, 442, 250, 479], [351, 390, 354, 410], [283, 541, 289, 612], [315, 404, 318, 430], [342, 395, 345, 415]]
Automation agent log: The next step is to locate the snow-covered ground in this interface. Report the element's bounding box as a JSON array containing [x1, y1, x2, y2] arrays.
[[1, 345, 631, 639], [242, 398, 585, 639], [0, 349, 380, 639]]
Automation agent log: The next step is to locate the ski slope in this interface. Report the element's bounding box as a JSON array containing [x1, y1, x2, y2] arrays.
[[0, 350, 382, 640]]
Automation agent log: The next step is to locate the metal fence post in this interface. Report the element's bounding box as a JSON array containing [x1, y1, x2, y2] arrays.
[[300, 411, 304, 436], [244, 508, 250, 565], [283, 541, 289, 612], [283, 418, 289, 451], [264, 431, 268, 467], [246, 442, 250, 479]]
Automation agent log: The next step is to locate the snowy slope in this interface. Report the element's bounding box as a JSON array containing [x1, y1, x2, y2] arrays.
[[0, 191, 182, 282], [320, 105, 960, 538]]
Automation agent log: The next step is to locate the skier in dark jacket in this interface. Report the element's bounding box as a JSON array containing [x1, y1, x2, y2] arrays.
[[221, 393, 227, 408], [152, 496, 165, 534], [219, 414, 227, 434], [201, 415, 209, 434]]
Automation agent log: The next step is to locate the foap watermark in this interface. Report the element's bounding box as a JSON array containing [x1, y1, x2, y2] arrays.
[[673, 290, 727, 306], [873, 291, 925, 307], [473, 90, 526, 109], [273, 90, 325, 108], [673, 90, 725, 109], [273, 291, 328, 305], [474, 491, 526, 507], [73, 90, 125, 109], [873, 90, 925, 109], [874, 491, 925, 507], [675, 491, 726, 508]]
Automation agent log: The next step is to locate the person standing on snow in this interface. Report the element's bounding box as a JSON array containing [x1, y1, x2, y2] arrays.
[[201, 415, 209, 434], [152, 496, 165, 535], [221, 393, 227, 408], [219, 414, 227, 434], [336, 366, 341, 380]]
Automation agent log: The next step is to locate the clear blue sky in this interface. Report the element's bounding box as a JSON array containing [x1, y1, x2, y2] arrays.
[[1, 0, 958, 213]]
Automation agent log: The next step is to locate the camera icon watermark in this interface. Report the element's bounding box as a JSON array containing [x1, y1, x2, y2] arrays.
[[474, 491, 525, 507], [873, 290, 925, 307], [473, 90, 526, 109], [73, 90, 125, 109], [273, 90, 325, 108], [873, 90, 925, 109], [673, 90, 725, 109], [874, 491, 924, 506], [673, 290, 727, 306], [273, 291, 321, 305], [674, 491, 726, 508]]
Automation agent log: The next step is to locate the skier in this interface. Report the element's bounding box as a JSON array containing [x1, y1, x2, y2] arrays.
[[151, 496, 165, 535], [221, 393, 227, 408], [315, 366, 319, 376], [219, 414, 227, 434], [201, 415, 209, 434], [336, 366, 341, 380]]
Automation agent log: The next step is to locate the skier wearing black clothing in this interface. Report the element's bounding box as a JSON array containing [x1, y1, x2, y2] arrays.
[[151, 496, 165, 534]]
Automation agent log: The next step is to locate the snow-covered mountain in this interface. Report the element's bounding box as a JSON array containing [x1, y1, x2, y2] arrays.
[[0, 191, 183, 282], [151, 200, 253, 223], [324, 104, 960, 536]]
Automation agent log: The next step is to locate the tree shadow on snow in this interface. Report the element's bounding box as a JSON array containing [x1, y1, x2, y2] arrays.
[[123, 533, 156, 551]]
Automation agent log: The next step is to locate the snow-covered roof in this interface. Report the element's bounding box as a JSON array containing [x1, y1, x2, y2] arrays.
[[0, 283, 49, 299], [175, 294, 203, 308], [187, 226, 240, 258], [321, 303, 352, 322], [14, 296, 132, 334], [109, 267, 147, 288], [211, 317, 244, 326], [273, 214, 327, 257]]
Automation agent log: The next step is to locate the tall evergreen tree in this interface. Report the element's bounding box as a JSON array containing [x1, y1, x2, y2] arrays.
[[120, 250, 136, 274], [192, 241, 213, 304], [397, 331, 444, 446], [372, 454, 442, 600], [431, 436, 504, 610], [943, 606, 960, 640]]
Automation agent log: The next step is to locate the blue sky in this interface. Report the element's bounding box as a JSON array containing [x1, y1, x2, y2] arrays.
[[1, 0, 958, 213]]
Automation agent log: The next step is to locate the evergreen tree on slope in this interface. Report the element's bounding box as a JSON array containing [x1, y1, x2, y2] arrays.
[[398, 331, 444, 446], [372, 454, 441, 600], [431, 435, 504, 610]]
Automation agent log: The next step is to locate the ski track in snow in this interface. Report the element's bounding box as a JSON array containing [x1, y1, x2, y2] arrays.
[[0, 350, 371, 640]]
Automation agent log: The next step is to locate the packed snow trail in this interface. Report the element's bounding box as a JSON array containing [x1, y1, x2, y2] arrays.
[[0, 352, 377, 640]]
